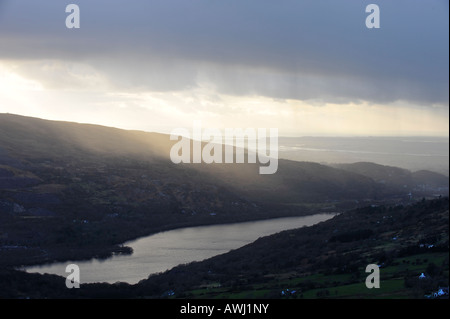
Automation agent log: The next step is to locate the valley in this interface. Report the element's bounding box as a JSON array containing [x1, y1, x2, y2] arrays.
[[0, 114, 448, 298]]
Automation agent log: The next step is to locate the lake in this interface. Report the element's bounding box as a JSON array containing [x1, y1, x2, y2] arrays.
[[23, 214, 334, 284]]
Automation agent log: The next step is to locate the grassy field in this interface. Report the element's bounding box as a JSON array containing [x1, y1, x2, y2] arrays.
[[182, 252, 448, 299]]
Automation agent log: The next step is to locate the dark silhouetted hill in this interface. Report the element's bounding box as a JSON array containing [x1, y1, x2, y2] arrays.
[[1, 113, 447, 269]]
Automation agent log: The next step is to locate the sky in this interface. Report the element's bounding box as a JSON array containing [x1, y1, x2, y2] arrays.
[[0, 0, 448, 136]]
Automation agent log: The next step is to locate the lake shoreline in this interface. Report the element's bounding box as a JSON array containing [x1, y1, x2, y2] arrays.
[[14, 209, 331, 270], [21, 213, 336, 284]]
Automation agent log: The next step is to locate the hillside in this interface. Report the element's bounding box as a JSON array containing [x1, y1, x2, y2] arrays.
[[136, 197, 449, 299], [0, 113, 448, 269], [333, 162, 448, 197], [1, 197, 447, 299], [0, 113, 171, 159], [0, 113, 384, 204]]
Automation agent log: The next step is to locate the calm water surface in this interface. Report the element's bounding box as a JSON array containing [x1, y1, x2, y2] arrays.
[[24, 214, 333, 284]]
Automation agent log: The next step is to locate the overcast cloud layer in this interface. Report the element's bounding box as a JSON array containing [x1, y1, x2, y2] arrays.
[[0, 1, 449, 138], [0, 0, 448, 106]]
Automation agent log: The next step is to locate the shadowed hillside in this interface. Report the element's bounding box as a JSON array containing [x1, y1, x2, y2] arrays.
[[1, 197, 447, 299], [0, 113, 172, 159], [0, 113, 448, 269], [333, 162, 449, 198]]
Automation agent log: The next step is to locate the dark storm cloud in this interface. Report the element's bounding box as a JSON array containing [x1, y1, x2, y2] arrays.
[[0, 0, 448, 105]]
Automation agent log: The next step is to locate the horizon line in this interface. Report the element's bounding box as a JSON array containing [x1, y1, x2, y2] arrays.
[[1, 112, 449, 139]]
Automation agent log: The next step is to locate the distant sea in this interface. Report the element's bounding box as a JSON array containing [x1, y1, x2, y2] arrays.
[[277, 136, 449, 176]]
